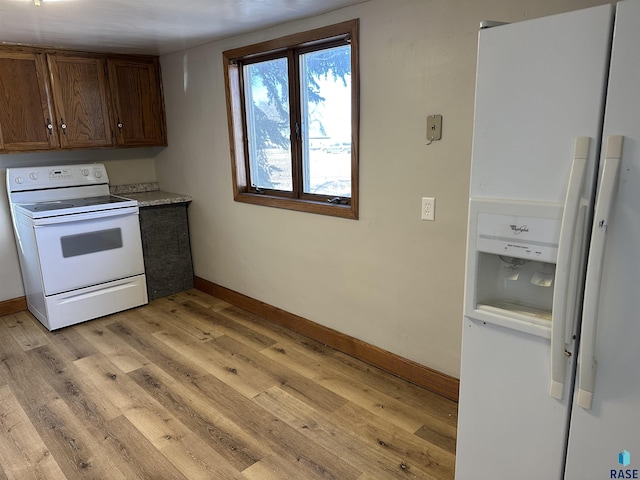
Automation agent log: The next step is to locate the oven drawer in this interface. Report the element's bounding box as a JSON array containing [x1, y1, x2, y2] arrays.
[[43, 274, 148, 330], [34, 211, 145, 295]]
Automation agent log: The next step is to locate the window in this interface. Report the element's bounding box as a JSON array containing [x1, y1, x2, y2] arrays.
[[223, 20, 359, 219]]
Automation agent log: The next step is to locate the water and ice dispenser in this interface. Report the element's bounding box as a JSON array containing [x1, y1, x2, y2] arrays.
[[465, 199, 564, 334]]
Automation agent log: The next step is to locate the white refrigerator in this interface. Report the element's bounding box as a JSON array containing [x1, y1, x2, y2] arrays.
[[456, 1, 640, 479]]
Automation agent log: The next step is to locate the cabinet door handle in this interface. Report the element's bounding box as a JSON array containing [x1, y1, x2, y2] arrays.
[[46, 118, 54, 135], [60, 118, 67, 134], [117, 118, 123, 130]]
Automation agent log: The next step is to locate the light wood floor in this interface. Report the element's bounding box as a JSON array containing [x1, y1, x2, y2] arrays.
[[0, 289, 457, 479]]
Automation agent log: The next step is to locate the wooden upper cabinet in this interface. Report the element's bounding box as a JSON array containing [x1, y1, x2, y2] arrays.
[[0, 51, 58, 152], [47, 54, 114, 148], [0, 45, 167, 154], [107, 56, 167, 146]]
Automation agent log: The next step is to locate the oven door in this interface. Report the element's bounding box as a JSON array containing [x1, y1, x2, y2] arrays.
[[33, 207, 145, 296]]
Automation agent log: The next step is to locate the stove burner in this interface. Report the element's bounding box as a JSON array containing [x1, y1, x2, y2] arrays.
[[31, 203, 75, 211]]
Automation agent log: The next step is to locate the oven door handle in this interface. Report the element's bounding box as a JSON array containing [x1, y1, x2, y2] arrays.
[[32, 206, 139, 226]]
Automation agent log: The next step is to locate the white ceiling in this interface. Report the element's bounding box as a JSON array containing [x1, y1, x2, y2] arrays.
[[0, 0, 367, 56]]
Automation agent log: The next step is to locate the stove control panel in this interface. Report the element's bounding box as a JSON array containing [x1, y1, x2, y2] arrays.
[[7, 164, 109, 192], [49, 168, 73, 181]]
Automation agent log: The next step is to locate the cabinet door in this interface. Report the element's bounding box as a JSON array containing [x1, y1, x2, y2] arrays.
[[0, 51, 58, 151], [108, 57, 167, 146], [47, 54, 114, 148], [139, 204, 194, 300]]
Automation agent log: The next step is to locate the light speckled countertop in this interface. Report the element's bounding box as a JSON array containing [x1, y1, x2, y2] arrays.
[[110, 182, 192, 207]]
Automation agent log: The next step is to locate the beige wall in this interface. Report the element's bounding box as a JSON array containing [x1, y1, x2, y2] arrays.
[[155, 0, 611, 379]]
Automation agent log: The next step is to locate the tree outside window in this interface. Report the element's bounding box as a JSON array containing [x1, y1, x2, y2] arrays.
[[223, 20, 359, 219]]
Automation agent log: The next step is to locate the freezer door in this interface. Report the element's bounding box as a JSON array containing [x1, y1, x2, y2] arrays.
[[468, 5, 612, 204], [565, 1, 640, 477], [456, 317, 574, 480]]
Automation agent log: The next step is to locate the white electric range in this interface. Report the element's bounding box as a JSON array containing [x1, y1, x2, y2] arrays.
[[6, 163, 148, 330]]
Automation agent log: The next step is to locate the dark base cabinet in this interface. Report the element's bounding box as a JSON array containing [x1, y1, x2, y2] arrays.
[[139, 203, 194, 301]]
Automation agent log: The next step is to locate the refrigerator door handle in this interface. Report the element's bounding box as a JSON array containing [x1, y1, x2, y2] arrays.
[[577, 135, 624, 410], [550, 137, 590, 400], [564, 200, 589, 343]]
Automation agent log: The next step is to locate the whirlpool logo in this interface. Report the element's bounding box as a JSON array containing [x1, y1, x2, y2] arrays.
[[509, 224, 529, 235], [611, 450, 638, 479]]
